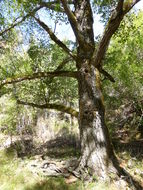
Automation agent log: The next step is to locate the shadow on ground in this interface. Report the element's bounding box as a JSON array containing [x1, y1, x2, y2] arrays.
[[113, 140, 143, 158], [24, 177, 80, 190], [3, 136, 143, 190], [6, 135, 143, 160], [7, 135, 80, 159]]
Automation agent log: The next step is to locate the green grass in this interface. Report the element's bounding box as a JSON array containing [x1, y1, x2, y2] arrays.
[[0, 148, 82, 190], [0, 148, 38, 190], [0, 146, 142, 190], [0, 148, 117, 190]]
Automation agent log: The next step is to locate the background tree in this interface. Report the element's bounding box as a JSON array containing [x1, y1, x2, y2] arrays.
[[103, 11, 143, 140]]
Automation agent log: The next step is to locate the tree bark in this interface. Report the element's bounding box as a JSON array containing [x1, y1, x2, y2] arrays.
[[72, 0, 121, 181], [76, 61, 142, 190], [77, 59, 119, 180]]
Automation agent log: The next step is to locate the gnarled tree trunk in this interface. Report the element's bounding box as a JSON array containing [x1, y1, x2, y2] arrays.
[[73, 0, 121, 181], [77, 58, 119, 180]]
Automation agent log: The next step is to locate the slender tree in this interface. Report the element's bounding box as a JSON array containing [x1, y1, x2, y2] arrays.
[[0, 0, 142, 186]]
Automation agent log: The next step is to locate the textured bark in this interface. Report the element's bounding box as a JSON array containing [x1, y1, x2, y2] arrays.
[[76, 58, 119, 180], [0, 71, 77, 88], [17, 100, 78, 118], [73, 0, 120, 180]]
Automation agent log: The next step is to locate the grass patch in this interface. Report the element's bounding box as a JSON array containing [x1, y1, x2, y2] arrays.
[[0, 147, 118, 190], [0, 145, 142, 190], [0, 148, 82, 190], [0, 148, 38, 190], [24, 178, 82, 190]]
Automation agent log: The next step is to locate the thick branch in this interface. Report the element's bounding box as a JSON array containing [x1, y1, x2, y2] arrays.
[[123, 0, 141, 14], [92, 0, 141, 69], [0, 71, 78, 87], [33, 16, 76, 60], [100, 68, 115, 83], [116, 0, 124, 12], [17, 99, 78, 118], [60, 0, 83, 44], [60, 0, 77, 28]]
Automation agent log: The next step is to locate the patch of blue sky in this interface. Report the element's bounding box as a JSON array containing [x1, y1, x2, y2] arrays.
[[37, 0, 143, 43]]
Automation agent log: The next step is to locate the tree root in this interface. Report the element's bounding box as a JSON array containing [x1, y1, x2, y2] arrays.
[[69, 164, 143, 190]]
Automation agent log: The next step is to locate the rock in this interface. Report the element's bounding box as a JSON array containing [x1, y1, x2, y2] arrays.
[[127, 159, 134, 169], [140, 172, 143, 177], [41, 162, 50, 169], [65, 175, 78, 184], [31, 164, 38, 167]]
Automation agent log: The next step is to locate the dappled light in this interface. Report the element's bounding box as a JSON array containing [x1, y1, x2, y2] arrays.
[[0, 0, 143, 189]]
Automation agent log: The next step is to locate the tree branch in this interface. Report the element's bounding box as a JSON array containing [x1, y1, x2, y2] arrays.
[[17, 99, 78, 118], [0, 71, 78, 88], [0, 6, 43, 36], [45, 57, 73, 84], [33, 16, 76, 60], [92, 0, 141, 69], [39, 0, 74, 12], [0, 1, 72, 36], [55, 57, 73, 71], [123, 0, 141, 14], [99, 68, 115, 83], [60, 0, 83, 45], [60, 0, 77, 28], [116, 0, 124, 12], [39, 1, 65, 12]]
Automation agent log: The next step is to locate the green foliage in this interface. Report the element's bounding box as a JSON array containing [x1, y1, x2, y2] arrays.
[[102, 12, 143, 139], [93, 0, 116, 22], [103, 11, 143, 107], [0, 94, 36, 135], [0, 96, 17, 135], [0, 30, 78, 105], [0, 29, 78, 136], [0, 148, 39, 190], [18, 41, 78, 105]]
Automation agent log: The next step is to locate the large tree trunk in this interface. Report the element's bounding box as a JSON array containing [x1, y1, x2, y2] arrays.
[[75, 57, 143, 190], [67, 1, 141, 188], [71, 0, 119, 180], [77, 59, 119, 180]]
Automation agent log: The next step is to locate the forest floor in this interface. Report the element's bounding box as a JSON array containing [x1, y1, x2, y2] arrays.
[[0, 133, 143, 190]]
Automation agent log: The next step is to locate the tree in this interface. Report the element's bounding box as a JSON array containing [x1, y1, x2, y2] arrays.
[[102, 12, 143, 141], [0, 0, 142, 186]]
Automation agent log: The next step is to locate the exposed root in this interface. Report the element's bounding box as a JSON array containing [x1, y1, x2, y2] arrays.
[[69, 162, 143, 190]]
